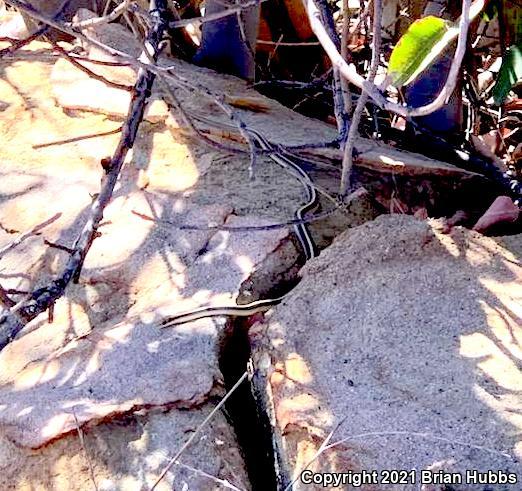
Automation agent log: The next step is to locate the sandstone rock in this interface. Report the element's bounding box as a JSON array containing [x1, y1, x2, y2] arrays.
[[0, 408, 249, 490], [251, 215, 522, 490], [473, 196, 520, 234], [0, 38, 310, 490], [0, 6, 29, 39]]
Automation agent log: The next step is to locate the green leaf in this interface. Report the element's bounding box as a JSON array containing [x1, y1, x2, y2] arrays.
[[388, 16, 457, 88], [482, 0, 500, 22], [491, 44, 522, 106]]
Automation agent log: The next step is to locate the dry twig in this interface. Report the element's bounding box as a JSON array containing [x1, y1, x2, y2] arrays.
[[51, 42, 133, 91], [0, 0, 171, 350], [305, 0, 484, 118], [0, 213, 61, 260], [339, 0, 381, 196], [72, 410, 99, 491], [69, 0, 132, 28], [150, 371, 249, 490]]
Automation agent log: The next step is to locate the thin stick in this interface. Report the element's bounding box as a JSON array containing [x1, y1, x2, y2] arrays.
[[340, 0, 373, 117], [167, 0, 263, 29], [313, 0, 349, 141], [0, 213, 61, 260], [51, 42, 133, 91], [340, 0, 353, 116], [0, 1, 171, 351], [150, 371, 248, 491], [257, 40, 320, 46], [324, 430, 513, 460], [69, 0, 131, 28], [173, 461, 246, 491], [283, 418, 346, 491], [32, 126, 123, 149], [339, 0, 381, 196], [72, 410, 99, 491]]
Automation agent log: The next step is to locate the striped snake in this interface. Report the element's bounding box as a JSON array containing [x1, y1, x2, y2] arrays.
[[160, 118, 320, 328]]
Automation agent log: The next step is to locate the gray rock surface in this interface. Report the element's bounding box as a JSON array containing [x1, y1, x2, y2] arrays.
[[0, 36, 306, 489], [0, 407, 249, 490], [251, 215, 522, 490], [0, 15, 503, 490]]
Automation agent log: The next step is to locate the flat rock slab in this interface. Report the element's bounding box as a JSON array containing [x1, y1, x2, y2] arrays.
[[53, 8, 474, 179], [0, 38, 310, 489], [0, 408, 248, 491], [251, 215, 522, 490]]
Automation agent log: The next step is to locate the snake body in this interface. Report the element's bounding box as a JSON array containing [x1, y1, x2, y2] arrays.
[[160, 121, 319, 328]]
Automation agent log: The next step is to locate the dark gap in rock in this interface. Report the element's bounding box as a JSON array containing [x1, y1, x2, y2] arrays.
[[219, 319, 278, 491]]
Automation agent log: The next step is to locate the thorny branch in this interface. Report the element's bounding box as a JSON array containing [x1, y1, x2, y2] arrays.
[[0, 0, 172, 350]]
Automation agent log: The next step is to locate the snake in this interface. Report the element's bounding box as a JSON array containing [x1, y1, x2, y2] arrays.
[[160, 118, 320, 328]]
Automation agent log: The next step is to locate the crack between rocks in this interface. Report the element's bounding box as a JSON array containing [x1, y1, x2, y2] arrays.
[[217, 240, 301, 491]]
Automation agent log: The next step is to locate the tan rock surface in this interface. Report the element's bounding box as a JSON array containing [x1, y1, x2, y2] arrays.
[[0, 12, 500, 489], [0, 37, 310, 489], [56, 8, 476, 178], [251, 215, 522, 490], [0, 408, 249, 491]]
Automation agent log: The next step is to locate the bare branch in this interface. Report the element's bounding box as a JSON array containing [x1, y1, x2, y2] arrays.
[[68, 0, 132, 28], [167, 0, 263, 29], [304, 0, 485, 118], [312, 0, 349, 141], [256, 39, 320, 46], [0, 213, 61, 260], [0, 0, 171, 351]]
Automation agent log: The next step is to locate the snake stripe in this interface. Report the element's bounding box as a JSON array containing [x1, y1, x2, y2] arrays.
[[160, 119, 319, 327]]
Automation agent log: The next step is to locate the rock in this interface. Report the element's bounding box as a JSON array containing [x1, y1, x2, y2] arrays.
[[0, 37, 310, 489], [0, 6, 29, 39], [473, 196, 520, 234], [251, 215, 522, 490], [0, 408, 249, 490], [312, 187, 381, 250], [58, 9, 477, 180]]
